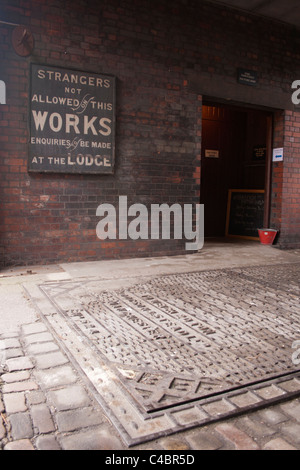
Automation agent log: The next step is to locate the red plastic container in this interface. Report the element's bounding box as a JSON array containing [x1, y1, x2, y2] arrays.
[[258, 229, 278, 245]]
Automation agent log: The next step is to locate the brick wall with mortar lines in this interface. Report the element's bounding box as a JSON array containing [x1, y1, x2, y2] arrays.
[[0, 0, 299, 266], [270, 111, 284, 236], [280, 110, 300, 248], [270, 110, 300, 248]]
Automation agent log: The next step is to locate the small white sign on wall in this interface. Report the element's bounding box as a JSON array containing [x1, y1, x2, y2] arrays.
[[272, 148, 284, 162], [0, 80, 6, 104]]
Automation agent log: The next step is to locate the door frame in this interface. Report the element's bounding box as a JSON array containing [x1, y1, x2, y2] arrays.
[[201, 99, 275, 236]]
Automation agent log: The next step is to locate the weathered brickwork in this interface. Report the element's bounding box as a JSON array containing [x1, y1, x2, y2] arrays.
[[270, 111, 285, 232], [0, 0, 299, 266], [278, 111, 300, 248]]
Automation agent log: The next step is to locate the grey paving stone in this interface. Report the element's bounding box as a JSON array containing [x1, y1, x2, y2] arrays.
[[4, 349, 23, 360], [27, 341, 59, 355], [48, 385, 91, 411], [0, 420, 6, 440], [281, 423, 300, 444], [0, 332, 19, 339], [1, 371, 30, 383], [34, 365, 78, 388], [34, 351, 68, 369], [4, 439, 35, 450], [2, 380, 39, 393], [9, 412, 34, 440], [26, 390, 46, 406], [56, 406, 104, 432], [263, 438, 297, 450], [186, 430, 223, 450], [159, 436, 190, 450], [31, 404, 55, 434], [0, 396, 4, 413], [22, 323, 47, 336], [23, 332, 54, 346], [6, 357, 34, 372], [0, 338, 21, 350], [280, 401, 300, 422], [60, 427, 124, 450], [35, 435, 61, 450], [258, 407, 289, 425], [237, 416, 276, 439], [215, 423, 260, 450], [3, 392, 27, 414]]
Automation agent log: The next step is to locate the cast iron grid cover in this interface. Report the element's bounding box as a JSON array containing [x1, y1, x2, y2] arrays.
[[34, 263, 300, 445]]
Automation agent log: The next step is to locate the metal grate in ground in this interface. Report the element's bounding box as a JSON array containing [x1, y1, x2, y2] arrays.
[[26, 263, 300, 446]]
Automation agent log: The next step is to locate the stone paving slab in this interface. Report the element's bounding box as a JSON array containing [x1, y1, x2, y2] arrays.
[[0, 319, 300, 450]]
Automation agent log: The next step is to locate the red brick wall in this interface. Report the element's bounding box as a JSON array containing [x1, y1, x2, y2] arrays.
[[279, 111, 300, 248], [270, 110, 300, 248], [0, 0, 299, 266], [270, 111, 284, 233]]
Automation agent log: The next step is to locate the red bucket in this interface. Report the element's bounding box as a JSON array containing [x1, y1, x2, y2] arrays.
[[258, 229, 278, 245]]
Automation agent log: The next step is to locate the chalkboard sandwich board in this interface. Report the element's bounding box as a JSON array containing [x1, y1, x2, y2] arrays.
[[225, 189, 265, 241]]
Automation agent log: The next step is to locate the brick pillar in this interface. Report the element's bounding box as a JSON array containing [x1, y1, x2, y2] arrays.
[[271, 110, 300, 248]]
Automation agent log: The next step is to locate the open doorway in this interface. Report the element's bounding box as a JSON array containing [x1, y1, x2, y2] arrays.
[[200, 102, 273, 238]]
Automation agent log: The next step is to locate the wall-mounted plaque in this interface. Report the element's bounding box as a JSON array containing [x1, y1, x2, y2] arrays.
[[205, 149, 219, 159], [253, 146, 266, 161], [29, 64, 116, 174], [237, 68, 258, 87]]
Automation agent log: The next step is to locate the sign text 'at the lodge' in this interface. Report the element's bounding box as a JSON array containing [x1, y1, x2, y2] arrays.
[[29, 64, 116, 174]]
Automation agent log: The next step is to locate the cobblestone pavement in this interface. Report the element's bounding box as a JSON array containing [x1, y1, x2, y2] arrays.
[[1, 321, 300, 450], [1, 244, 300, 451]]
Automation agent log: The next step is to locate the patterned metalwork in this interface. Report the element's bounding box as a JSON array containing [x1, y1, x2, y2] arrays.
[[39, 263, 300, 415]]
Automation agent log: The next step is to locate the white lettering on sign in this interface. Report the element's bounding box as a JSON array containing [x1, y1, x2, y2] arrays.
[[291, 80, 300, 105], [29, 64, 116, 174], [0, 80, 6, 104], [31, 110, 112, 136], [37, 69, 111, 88]]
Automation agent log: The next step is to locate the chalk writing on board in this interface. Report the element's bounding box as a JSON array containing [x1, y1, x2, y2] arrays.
[[226, 190, 265, 240]]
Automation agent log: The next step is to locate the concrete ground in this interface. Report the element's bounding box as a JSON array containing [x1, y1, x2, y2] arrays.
[[0, 239, 300, 450]]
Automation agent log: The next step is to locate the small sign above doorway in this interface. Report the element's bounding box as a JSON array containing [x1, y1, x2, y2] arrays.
[[237, 68, 258, 87]]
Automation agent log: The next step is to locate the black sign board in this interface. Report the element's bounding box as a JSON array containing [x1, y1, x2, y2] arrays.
[[226, 190, 265, 240], [29, 64, 116, 174], [253, 146, 266, 161], [237, 68, 258, 87]]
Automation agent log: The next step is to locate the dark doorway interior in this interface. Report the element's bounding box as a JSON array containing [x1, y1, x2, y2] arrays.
[[201, 103, 272, 237]]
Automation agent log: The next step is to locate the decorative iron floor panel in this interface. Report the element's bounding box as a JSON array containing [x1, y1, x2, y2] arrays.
[[27, 263, 300, 446]]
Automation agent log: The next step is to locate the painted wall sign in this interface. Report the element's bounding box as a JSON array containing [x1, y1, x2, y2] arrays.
[[29, 64, 116, 174], [237, 68, 258, 87], [0, 80, 6, 104]]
